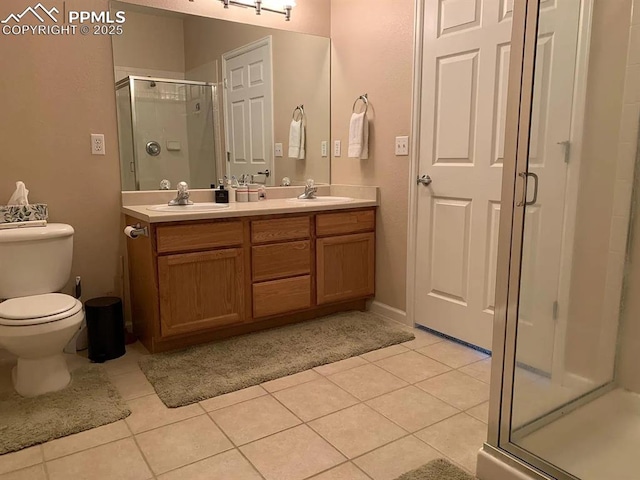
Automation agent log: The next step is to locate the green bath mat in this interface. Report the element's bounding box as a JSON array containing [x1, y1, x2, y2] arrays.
[[0, 365, 131, 454], [396, 458, 476, 480], [140, 311, 415, 407]]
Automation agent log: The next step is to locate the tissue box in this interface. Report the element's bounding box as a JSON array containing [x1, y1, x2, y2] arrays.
[[0, 204, 49, 223]]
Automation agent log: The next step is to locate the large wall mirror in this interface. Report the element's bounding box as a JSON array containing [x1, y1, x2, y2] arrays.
[[111, 1, 330, 191]]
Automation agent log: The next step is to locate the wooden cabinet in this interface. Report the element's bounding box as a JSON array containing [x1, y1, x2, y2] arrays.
[[158, 249, 245, 337], [126, 207, 376, 353], [317, 233, 375, 305]]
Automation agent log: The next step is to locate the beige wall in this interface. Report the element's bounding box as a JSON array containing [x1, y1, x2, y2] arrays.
[[183, 16, 331, 185], [564, 0, 634, 380], [615, 0, 640, 393], [112, 9, 185, 74], [330, 0, 415, 311], [0, 0, 330, 303]]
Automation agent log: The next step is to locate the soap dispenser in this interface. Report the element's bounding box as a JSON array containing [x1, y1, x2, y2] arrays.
[[214, 180, 229, 204]]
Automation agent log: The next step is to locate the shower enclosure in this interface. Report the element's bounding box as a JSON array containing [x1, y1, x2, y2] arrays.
[[480, 1, 640, 479], [115, 76, 220, 191]]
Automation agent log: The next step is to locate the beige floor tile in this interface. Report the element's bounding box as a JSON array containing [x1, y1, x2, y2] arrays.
[[416, 371, 489, 410], [415, 413, 487, 473], [209, 395, 301, 445], [313, 356, 368, 376], [199, 385, 268, 412], [416, 341, 488, 368], [309, 404, 406, 459], [157, 449, 261, 480], [103, 348, 145, 377], [241, 425, 345, 480], [110, 370, 155, 400], [136, 415, 232, 475], [0, 464, 46, 480], [261, 370, 322, 393], [43, 420, 131, 460], [354, 436, 440, 480], [328, 364, 408, 401], [401, 330, 443, 350], [366, 386, 459, 432], [273, 378, 359, 422], [0, 446, 42, 475], [374, 351, 451, 384], [46, 438, 152, 480], [125, 394, 204, 434], [309, 462, 370, 480], [466, 402, 489, 424], [459, 358, 492, 384], [360, 344, 410, 362]]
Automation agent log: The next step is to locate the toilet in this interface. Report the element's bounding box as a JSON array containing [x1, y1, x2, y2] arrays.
[[0, 224, 83, 397]]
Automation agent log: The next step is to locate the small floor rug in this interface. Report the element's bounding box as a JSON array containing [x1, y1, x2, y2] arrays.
[[0, 365, 131, 455], [140, 311, 415, 407], [396, 459, 476, 480]]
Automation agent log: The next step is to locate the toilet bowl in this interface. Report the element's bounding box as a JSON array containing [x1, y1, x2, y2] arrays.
[[0, 293, 83, 396], [0, 223, 82, 397]]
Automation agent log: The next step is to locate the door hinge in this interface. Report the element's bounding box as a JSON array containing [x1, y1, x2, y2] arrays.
[[552, 300, 559, 321], [558, 140, 570, 164], [226, 151, 231, 162], [223, 78, 228, 89]]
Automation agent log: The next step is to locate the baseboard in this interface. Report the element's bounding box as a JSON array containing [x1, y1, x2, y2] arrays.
[[367, 300, 411, 326]]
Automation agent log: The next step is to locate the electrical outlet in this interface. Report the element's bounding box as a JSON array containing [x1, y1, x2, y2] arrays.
[[321, 141, 328, 157], [274, 143, 283, 157], [91, 134, 105, 155], [334, 140, 341, 157], [395, 135, 409, 156]]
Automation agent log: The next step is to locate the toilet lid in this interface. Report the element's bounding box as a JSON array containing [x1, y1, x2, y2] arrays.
[[0, 294, 82, 326]]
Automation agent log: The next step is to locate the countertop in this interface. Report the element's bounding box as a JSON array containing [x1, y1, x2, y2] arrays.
[[122, 186, 378, 223]]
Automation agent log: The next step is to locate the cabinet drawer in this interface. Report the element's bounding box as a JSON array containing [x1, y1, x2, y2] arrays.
[[253, 275, 311, 318], [157, 221, 243, 254], [316, 209, 375, 236], [252, 241, 311, 282], [251, 216, 310, 244]]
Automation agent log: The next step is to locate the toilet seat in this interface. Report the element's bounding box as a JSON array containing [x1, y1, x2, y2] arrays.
[[0, 294, 82, 326]]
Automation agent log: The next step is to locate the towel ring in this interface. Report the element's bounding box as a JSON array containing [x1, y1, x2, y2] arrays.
[[352, 94, 368, 114], [292, 105, 304, 121]]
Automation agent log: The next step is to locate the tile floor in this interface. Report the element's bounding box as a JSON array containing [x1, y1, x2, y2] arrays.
[[0, 324, 492, 480]]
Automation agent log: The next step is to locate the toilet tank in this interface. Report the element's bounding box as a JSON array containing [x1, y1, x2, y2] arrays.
[[0, 224, 74, 299]]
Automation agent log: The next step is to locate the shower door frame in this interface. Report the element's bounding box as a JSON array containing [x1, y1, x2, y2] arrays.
[[115, 76, 221, 191], [483, 1, 592, 479]]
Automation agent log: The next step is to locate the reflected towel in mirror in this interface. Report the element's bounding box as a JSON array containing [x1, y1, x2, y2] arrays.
[[348, 112, 369, 159], [288, 119, 306, 159]]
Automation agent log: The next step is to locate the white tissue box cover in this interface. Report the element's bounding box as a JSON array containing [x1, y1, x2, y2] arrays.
[[0, 204, 49, 223]]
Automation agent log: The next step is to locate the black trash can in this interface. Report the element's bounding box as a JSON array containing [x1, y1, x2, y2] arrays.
[[85, 297, 126, 363]]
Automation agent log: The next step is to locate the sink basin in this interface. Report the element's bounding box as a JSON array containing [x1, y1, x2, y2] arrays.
[[287, 196, 354, 204], [147, 203, 230, 212]]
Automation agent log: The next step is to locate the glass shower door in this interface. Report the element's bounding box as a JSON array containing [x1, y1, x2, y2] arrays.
[[492, 0, 640, 479]]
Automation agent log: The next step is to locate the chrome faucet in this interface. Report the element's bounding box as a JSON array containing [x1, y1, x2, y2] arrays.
[[168, 181, 193, 206], [298, 179, 317, 199]]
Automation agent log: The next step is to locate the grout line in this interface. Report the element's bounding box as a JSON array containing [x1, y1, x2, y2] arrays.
[[40, 445, 51, 480], [122, 419, 157, 480]]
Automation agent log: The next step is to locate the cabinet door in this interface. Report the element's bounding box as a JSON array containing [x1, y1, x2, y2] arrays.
[[317, 233, 375, 305], [158, 248, 245, 337]]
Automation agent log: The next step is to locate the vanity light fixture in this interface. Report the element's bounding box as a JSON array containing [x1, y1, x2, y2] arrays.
[[219, 0, 295, 21]]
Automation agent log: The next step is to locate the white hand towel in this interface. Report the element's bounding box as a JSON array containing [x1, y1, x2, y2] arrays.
[[348, 112, 369, 159], [298, 121, 306, 160], [288, 119, 305, 159]]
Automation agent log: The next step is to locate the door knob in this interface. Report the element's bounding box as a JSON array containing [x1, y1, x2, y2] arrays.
[[417, 175, 432, 186]]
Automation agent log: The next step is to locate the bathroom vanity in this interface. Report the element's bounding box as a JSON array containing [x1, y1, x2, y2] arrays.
[[122, 194, 377, 352]]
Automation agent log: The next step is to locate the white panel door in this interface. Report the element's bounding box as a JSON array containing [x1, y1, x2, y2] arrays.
[[223, 37, 274, 185], [415, 0, 580, 370]]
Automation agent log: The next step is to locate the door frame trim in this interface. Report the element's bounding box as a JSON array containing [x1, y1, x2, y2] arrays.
[[405, 0, 425, 332]]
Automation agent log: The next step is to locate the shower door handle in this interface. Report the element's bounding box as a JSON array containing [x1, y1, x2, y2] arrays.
[[517, 172, 539, 207]]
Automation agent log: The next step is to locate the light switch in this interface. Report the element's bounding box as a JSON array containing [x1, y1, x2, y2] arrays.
[[395, 135, 409, 156], [334, 140, 341, 157], [274, 143, 283, 157], [321, 141, 328, 157]]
